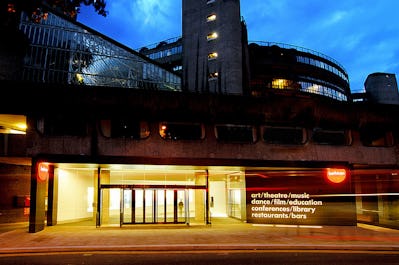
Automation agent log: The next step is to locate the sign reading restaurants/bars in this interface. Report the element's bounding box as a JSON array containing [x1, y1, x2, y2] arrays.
[[245, 169, 357, 226]]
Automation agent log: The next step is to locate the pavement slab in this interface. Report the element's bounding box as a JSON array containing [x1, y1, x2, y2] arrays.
[[1, 223, 399, 254]]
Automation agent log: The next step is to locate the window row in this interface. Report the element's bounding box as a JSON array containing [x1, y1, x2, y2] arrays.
[[147, 45, 182, 60], [297, 55, 349, 83], [35, 119, 396, 147], [299, 80, 348, 101], [252, 78, 348, 102]]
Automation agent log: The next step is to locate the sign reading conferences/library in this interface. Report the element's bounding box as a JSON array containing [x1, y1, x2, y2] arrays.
[[245, 169, 357, 226]]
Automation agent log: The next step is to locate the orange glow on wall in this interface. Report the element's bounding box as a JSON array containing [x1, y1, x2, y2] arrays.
[[7, 4, 16, 13], [326, 168, 347, 184], [38, 163, 49, 181]]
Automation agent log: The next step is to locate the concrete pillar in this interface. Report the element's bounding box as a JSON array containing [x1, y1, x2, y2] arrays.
[[94, 169, 99, 224], [29, 160, 48, 233], [46, 165, 57, 226]]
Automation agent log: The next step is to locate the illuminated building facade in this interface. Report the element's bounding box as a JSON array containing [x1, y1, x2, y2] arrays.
[[0, 1, 398, 232]]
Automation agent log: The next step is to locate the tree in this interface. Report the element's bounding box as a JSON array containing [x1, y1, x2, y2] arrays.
[[3, 0, 107, 24]]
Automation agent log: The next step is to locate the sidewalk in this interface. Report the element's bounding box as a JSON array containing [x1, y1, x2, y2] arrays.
[[1, 222, 399, 254]]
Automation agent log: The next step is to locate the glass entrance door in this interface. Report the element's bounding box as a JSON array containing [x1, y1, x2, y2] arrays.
[[122, 189, 187, 224]]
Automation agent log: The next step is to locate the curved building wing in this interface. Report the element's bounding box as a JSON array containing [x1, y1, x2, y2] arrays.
[[248, 42, 350, 101]]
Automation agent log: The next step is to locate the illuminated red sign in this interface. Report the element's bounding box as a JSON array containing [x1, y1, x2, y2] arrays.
[[325, 168, 347, 184], [38, 163, 49, 181]]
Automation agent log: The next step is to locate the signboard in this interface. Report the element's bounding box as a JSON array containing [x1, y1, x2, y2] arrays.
[[250, 192, 323, 221], [38, 162, 49, 181], [245, 169, 356, 226]]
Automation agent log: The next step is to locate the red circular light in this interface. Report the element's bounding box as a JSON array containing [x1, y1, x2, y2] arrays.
[[38, 163, 49, 181], [326, 168, 347, 184]]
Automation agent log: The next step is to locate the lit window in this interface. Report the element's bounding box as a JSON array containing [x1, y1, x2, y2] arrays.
[[0, 114, 27, 135], [159, 122, 205, 140], [208, 72, 219, 80], [207, 14, 217, 22], [207, 32, 218, 41], [272, 79, 289, 89], [208, 52, 218, 60]]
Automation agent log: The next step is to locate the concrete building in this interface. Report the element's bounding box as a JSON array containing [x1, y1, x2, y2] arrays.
[[182, 0, 246, 94], [0, 1, 398, 233]]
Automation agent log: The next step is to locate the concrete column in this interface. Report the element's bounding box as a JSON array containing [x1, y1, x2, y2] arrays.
[[47, 165, 57, 226], [29, 160, 48, 233], [94, 169, 99, 224]]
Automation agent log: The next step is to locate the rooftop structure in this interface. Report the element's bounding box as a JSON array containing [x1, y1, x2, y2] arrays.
[[365, 72, 399, 105]]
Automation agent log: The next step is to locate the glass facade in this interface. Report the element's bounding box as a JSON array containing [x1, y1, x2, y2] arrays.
[[18, 12, 181, 91], [51, 164, 246, 226], [42, 163, 399, 229]]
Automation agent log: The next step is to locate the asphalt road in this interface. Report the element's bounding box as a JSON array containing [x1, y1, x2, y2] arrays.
[[1, 250, 398, 265]]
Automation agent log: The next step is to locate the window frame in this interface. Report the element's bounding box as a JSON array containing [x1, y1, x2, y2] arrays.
[[159, 122, 205, 141], [206, 32, 218, 41], [262, 126, 307, 145], [214, 124, 257, 143], [206, 14, 217, 22]]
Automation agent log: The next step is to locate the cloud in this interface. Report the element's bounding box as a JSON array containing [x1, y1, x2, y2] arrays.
[[78, 0, 182, 48], [321, 10, 349, 27], [115, 0, 181, 47], [131, 0, 170, 26]]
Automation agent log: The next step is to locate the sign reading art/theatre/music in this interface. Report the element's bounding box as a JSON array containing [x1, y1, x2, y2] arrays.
[[245, 169, 357, 226], [250, 192, 323, 221]]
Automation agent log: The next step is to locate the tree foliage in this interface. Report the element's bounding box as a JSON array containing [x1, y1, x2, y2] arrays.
[[4, 0, 107, 23]]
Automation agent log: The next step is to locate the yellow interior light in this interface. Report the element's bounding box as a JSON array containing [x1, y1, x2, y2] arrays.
[[76, 73, 84, 83], [272, 79, 288, 89], [207, 14, 217, 22], [208, 52, 218, 60], [207, 32, 218, 41], [16, 123, 27, 130]]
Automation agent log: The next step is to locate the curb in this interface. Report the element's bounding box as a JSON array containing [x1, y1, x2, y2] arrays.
[[1, 244, 399, 254]]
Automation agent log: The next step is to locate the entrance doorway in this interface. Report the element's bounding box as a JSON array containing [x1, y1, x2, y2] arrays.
[[122, 189, 187, 224], [99, 185, 202, 227]]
